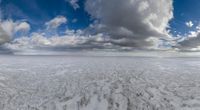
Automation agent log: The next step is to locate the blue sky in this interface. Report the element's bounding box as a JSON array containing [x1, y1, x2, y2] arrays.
[[1, 0, 91, 32], [1, 0, 200, 53], [170, 0, 200, 36]]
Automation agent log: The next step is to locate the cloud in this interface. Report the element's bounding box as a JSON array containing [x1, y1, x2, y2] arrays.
[[185, 21, 194, 28], [4, 31, 114, 52], [15, 22, 30, 32], [2, 0, 175, 53], [45, 16, 67, 29], [66, 0, 80, 10], [1, 20, 15, 36], [178, 36, 200, 51], [0, 0, 10, 45], [1, 20, 30, 36], [1, 0, 176, 53], [0, 25, 10, 45], [85, 0, 173, 49], [0, 20, 30, 45], [173, 24, 200, 51], [176, 26, 200, 51]]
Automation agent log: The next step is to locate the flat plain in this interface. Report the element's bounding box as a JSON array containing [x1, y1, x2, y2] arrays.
[[0, 55, 200, 110]]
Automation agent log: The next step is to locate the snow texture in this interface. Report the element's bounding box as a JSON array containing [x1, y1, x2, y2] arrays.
[[0, 55, 200, 110]]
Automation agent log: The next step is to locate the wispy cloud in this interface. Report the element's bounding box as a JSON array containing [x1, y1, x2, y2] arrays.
[[45, 16, 67, 29], [66, 0, 80, 10]]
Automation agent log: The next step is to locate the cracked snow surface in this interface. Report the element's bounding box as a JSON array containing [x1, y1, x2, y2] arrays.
[[1, 55, 200, 110]]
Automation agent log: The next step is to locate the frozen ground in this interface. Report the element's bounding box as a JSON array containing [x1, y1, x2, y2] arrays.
[[0, 55, 200, 110]]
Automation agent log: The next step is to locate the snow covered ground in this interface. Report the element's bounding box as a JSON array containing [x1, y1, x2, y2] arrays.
[[0, 55, 200, 110]]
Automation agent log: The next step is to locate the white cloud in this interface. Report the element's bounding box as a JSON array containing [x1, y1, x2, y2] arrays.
[[1, 20, 15, 37], [0, 20, 30, 45], [185, 21, 194, 28], [85, 0, 173, 49], [45, 16, 67, 29], [15, 22, 30, 33], [1, 20, 30, 36], [66, 0, 80, 10]]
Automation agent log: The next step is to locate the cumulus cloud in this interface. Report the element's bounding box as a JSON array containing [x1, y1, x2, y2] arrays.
[[0, 20, 30, 45], [185, 21, 194, 28], [15, 22, 30, 32], [1, 20, 30, 36], [1, 20, 15, 36], [66, 0, 80, 10], [45, 16, 67, 29], [85, 0, 173, 49]]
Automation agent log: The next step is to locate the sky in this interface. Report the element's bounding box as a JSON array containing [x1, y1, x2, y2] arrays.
[[1, 0, 200, 54]]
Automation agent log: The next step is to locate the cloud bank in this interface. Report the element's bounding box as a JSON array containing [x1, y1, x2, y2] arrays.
[[5, 31, 113, 52]]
